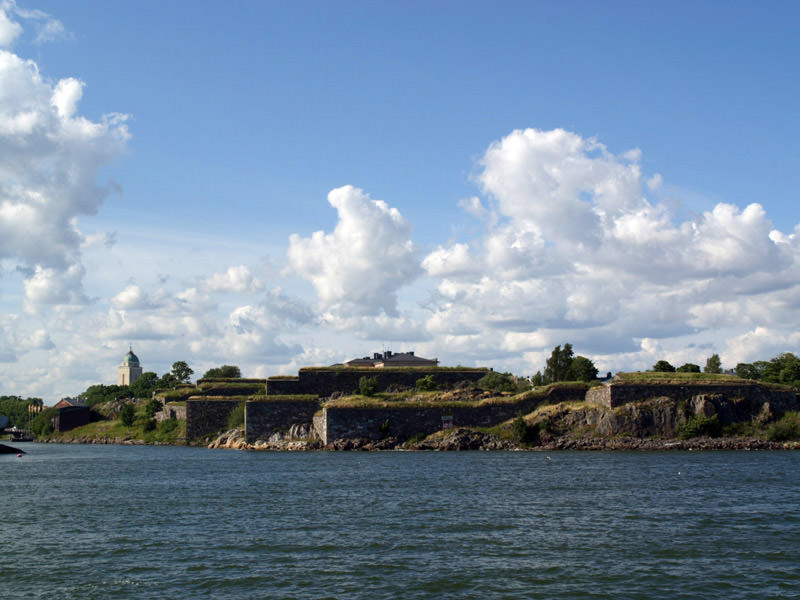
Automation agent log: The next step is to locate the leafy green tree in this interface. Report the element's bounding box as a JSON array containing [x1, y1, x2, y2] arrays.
[[171, 361, 194, 384], [129, 372, 160, 399], [567, 356, 598, 382], [31, 407, 57, 437], [416, 375, 437, 391], [159, 372, 179, 389], [477, 371, 518, 393], [676, 363, 701, 373], [511, 413, 538, 445], [530, 371, 544, 386], [80, 384, 129, 407], [144, 398, 163, 418], [653, 360, 675, 373], [120, 403, 136, 427], [543, 344, 574, 383], [359, 376, 379, 396], [704, 353, 722, 374], [203, 365, 242, 379], [0, 396, 42, 428]]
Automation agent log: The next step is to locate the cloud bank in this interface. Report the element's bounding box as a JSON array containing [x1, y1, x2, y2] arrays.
[[2, 2, 799, 401]]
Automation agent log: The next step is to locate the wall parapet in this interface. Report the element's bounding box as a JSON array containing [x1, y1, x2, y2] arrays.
[[586, 382, 797, 409], [244, 397, 321, 443], [266, 368, 489, 397], [317, 384, 587, 444], [186, 399, 241, 440]]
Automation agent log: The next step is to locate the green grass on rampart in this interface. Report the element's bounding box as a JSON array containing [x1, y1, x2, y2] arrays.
[[298, 366, 490, 373], [190, 395, 260, 402], [246, 394, 319, 403], [196, 378, 266, 384], [40, 403, 186, 444], [322, 382, 589, 410], [611, 371, 794, 391]]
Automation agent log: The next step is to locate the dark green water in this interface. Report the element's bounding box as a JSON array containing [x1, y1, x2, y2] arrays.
[[3, 444, 799, 599]]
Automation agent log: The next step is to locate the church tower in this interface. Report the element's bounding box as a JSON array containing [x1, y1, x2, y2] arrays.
[[118, 346, 143, 386]]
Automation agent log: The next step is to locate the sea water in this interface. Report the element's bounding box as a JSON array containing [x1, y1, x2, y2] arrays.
[[3, 444, 799, 599]]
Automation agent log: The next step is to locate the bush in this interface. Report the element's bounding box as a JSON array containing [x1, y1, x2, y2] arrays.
[[477, 371, 518, 393], [158, 419, 179, 434], [766, 412, 800, 441], [227, 402, 245, 429], [677, 414, 721, 439], [120, 403, 136, 427], [416, 375, 437, 391], [359, 376, 379, 396], [653, 360, 676, 373], [511, 414, 539, 445], [144, 398, 163, 418], [142, 418, 157, 432]]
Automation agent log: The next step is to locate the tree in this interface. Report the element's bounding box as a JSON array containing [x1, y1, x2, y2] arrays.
[[653, 360, 675, 373], [0, 396, 43, 428], [129, 372, 160, 399], [676, 363, 701, 373], [531, 371, 544, 387], [171, 361, 194, 384], [159, 372, 179, 389], [704, 354, 722, 374], [416, 375, 437, 391], [144, 398, 163, 418], [359, 376, 378, 396], [477, 371, 518, 393], [567, 356, 598, 382], [80, 384, 129, 407], [543, 344, 574, 383], [203, 365, 242, 379], [120, 403, 136, 427]]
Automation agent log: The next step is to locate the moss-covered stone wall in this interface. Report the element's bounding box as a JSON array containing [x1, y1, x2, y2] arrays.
[[587, 382, 797, 409], [186, 399, 241, 440], [244, 397, 320, 443], [266, 368, 488, 397], [317, 385, 587, 444]]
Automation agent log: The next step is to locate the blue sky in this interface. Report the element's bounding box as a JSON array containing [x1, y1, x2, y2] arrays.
[[1, 0, 799, 401]]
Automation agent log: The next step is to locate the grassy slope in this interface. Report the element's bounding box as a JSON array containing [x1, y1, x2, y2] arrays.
[[41, 403, 186, 444]]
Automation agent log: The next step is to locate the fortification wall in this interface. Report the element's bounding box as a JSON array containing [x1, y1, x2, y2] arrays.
[[318, 385, 587, 444], [244, 398, 320, 443], [156, 402, 187, 422], [186, 399, 241, 440], [266, 369, 488, 397], [587, 382, 797, 410]]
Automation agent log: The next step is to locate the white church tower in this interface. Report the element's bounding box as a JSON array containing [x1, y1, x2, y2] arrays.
[[118, 346, 143, 386]]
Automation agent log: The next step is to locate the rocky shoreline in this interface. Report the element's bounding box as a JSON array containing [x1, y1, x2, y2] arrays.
[[33, 426, 800, 451], [202, 427, 800, 452]]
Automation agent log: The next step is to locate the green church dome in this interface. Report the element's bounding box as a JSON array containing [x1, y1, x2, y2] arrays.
[[122, 348, 140, 366]]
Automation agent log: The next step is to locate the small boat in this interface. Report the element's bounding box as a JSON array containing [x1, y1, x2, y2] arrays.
[[0, 443, 24, 455], [8, 428, 33, 442]]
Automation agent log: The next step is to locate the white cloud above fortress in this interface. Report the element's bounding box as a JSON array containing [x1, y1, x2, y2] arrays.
[[0, 2, 799, 401]]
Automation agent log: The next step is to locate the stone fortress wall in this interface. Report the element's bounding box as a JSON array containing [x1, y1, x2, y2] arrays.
[[316, 385, 588, 445], [587, 382, 797, 409], [266, 368, 489, 396]]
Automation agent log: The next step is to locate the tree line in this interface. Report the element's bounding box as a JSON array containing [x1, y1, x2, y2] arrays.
[[78, 363, 243, 408]]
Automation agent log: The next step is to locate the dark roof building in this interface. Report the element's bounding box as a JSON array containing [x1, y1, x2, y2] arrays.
[[342, 350, 438, 368]]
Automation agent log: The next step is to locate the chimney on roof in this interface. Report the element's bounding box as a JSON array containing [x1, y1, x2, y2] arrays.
[[373, 352, 381, 360], [409, 351, 414, 356], [385, 350, 393, 358]]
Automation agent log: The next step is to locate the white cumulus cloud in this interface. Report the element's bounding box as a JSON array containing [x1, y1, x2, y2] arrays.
[[287, 185, 420, 318], [0, 24, 129, 308]]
